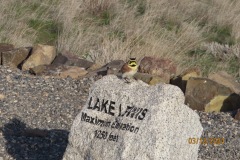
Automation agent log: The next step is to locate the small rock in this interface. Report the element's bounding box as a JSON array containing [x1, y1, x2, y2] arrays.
[[0, 43, 15, 65], [29, 65, 47, 75], [51, 53, 68, 66], [0, 94, 5, 100], [209, 71, 240, 94], [22, 44, 56, 71], [62, 50, 94, 69], [87, 60, 124, 77], [185, 77, 240, 112], [0, 43, 14, 52], [171, 68, 201, 93], [139, 56, 177, 77], [59, 66, 88, 79], [134, 72, 152, 84], [87, 63, 102, 72], [1, 47, 31, 68]]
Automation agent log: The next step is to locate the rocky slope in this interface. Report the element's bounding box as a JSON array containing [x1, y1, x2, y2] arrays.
[[0, 66, 239, 160]]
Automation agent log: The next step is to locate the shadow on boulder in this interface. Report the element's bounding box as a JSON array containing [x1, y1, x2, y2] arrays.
[[221, 93, 240, 112], [2, 118, 69, 160]]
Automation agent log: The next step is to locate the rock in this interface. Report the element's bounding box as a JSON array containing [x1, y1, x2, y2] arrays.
[[88, 60, 125, 77], [134, 72, 168, 85], [1, 47, 31, 68], [234, 109, 240, 120], [209, 71, 240, 94], [87, 63, 103, 72], [149, 76, 167, 85], [105, 60, 125, 76], [134, 73, 152, 84], [0, 43, 14, 52], [0, 43, 15, 65], [51, 53, 68, 66], [171, 68, 201, 93], [0, 94, 5, 100], [62, 50, 94, 69], [181, 68, 202, 81], [63, 75, 203, 160], [139, 56, 177, 78], [22, 44, 56, 71], [185, 77, 240, 112], [59, 66, 88, 79], [29, 65, 48, 75]]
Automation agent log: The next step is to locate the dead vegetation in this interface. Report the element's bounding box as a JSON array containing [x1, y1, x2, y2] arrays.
[[0, 0, 239, 79]]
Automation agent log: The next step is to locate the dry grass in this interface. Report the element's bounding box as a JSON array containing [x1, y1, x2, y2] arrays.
[[0, 0, 239, 78]]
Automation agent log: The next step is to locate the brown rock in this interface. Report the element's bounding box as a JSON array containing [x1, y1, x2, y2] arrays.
[[0, 43, 15, 65], [87, 60, 125, 77], [134, 73, 152, 84], [22, 44, 56, 71], [0, 43, 14, 52], [234, 109, 240, 120], [185, 77, 240, 112], [1, 47, 31, 68], [62, 50, 94, 69], [170, 68, 201, 93], [134, 72, 168, 85], [139, 56, 177, 77], [59, 66, 88, 79], [149, 76, 166, 85], [51, 53, 68, 66], [181, 68, 201, 81], [87, 63, 102, 72], [209, 71, 240, 94], [29, 65, 47, 75]]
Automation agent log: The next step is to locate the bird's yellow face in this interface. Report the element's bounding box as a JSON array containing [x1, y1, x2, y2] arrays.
[[128, 58, 138, 70]]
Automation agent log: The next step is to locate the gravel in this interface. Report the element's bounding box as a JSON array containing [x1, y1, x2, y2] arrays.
[[0, 65, 239, 160]]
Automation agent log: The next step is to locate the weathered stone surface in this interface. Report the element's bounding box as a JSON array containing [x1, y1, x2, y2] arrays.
[[62, 50, 94, 69], [59, 66, 88, 79], [87, 63, 102, 72], [88, 60, 125, 77], [133, 72, 152, 83], [171, 68, 201, 93], [22, 44, 56, 71], [51, 53, 68, 66], [63, 75, 202, 160], [149, 76, 167, 85], [0, 43, 14, 52], [209, 71, 240, 94], [139, 56, 176, 77], [0, 43, 15, 65], [29, 65, 47, 75], [1, 47, 31, 68], [134, 72, 168, 85], [185, 77, 240, 112]]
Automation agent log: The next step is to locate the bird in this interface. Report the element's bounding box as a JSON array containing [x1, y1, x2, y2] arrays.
[[120, 58, 138, 83]]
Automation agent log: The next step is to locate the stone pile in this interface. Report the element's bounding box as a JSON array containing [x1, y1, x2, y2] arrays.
[[1, 43, 240, 119]]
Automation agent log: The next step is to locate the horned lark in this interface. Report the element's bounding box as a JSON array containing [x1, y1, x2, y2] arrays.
[[120, 58, 138, 82]]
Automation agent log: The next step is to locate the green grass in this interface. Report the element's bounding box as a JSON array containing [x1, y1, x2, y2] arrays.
[[227, 57, 240, 76], [204, 25, 235, 45], [184, 50, 218, 76], [28, 19, 61, 45]]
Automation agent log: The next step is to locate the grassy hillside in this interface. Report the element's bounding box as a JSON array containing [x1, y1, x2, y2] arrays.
[[0, 0, 239, 79]]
